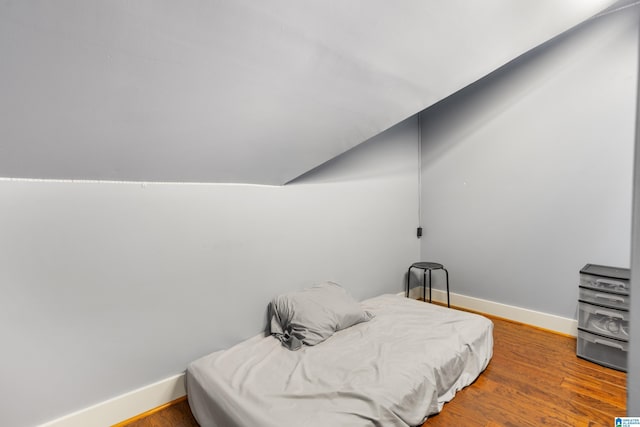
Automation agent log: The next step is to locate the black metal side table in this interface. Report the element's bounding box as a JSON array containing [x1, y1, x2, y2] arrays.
[[406, 262, 450, 307]]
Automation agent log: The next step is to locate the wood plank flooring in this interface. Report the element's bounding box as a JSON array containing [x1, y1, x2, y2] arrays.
[[425, 315, 626, 426], [118, 398, 198, 427], [118, 313, 626, 427]]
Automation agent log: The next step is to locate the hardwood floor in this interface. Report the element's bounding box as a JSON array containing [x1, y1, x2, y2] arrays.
[[116, 398, 198, 427], [117, 313, 626, 427], [425, 315, 626, 426]]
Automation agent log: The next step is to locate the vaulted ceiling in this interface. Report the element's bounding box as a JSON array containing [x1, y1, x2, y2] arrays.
[[0, 0, 624, 184]]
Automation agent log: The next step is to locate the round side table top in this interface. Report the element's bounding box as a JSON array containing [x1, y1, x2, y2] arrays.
[[411, 262, 444, 270]]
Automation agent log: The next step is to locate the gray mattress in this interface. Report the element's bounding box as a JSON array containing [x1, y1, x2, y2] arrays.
[[187, 294, 493, 427]]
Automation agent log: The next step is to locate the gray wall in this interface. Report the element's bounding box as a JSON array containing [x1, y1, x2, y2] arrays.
[[419, 7, 637, 319], [0, 117, 419, 427], [628, 11, 640, 413]]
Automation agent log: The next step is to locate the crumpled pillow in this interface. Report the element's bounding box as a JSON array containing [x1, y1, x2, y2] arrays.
[[268, 281, 374, 350]]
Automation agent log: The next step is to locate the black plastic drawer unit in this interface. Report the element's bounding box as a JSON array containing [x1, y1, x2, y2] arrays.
[[577, 264, 630, 372]]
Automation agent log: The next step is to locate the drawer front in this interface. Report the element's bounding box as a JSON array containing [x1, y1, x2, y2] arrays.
[[579, 287, 630, 310], [578, 302, 629, 341], [577, 329, 627, 372], [579, 273, 629, 295]]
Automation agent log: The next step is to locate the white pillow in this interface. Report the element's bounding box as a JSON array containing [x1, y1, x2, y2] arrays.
[[268, 281, 374, 350]]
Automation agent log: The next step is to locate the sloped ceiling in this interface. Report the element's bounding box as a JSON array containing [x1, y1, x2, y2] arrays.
[[0, 0, 621, 185]]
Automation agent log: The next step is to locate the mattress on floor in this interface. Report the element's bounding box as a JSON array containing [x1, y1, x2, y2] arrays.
[[187, 294, 493, 427]]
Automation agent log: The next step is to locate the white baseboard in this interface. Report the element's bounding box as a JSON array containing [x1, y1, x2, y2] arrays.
[[39, 373, 186, 427], [403, 289, 578, 337]]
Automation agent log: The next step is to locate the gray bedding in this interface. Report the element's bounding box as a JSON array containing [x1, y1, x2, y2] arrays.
[[187, 294, 493, 427]]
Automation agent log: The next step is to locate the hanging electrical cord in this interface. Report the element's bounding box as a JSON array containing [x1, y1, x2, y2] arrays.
[[417, 113, 423, 238]]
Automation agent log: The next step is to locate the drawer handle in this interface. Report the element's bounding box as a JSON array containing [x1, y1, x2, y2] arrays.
[[594, 309, 624, 319], [594, 293, 625, 303], [595, 278, 627, 289], [594, 339, 624, 350]]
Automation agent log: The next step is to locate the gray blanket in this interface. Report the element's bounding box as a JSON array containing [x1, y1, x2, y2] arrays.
[[187, 294, 493, 427]]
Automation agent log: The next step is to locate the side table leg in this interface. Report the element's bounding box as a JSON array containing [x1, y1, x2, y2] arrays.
[[444, 268, 450, 307]]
